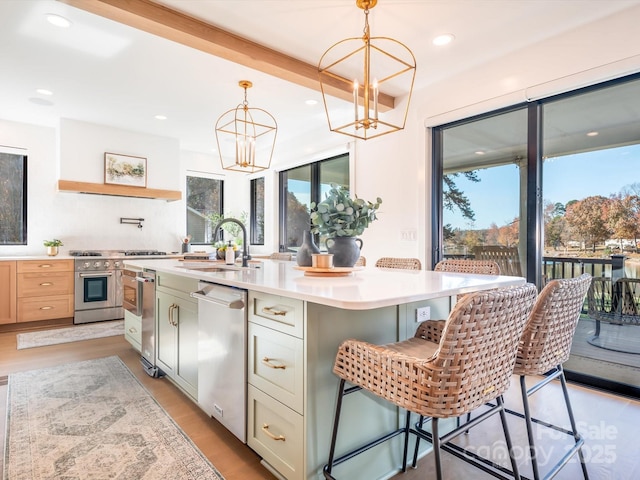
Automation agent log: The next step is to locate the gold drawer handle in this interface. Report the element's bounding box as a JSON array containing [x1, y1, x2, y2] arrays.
[[40, 282, 54, 286], [262, 357, 286, 370], [262, 306, 287, 316], [39, 264, 53, 268], [262, 424, 285, 441], [40, 306, 54, 310]]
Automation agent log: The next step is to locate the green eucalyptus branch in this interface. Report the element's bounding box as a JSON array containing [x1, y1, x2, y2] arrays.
[[310, 184, 382, 237]]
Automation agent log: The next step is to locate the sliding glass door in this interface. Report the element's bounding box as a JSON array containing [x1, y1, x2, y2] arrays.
[[432, 73, 640, 394]]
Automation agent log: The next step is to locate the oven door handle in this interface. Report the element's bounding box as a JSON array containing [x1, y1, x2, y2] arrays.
[[79, 272, 113, 277]]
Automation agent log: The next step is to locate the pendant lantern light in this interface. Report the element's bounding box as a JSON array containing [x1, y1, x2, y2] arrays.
[[215, 80, 277, 173], [318, 0, 416, 140]]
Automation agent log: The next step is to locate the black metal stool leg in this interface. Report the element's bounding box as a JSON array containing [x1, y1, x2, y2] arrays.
[[401, 411, 411, 472], [520, 375, 541, 480], [324, 378, 347, 480], [411, 415, 423, 468], [559, 368, 590, 480], [497, 396, 521, 480], [432, 418, 443, 480]]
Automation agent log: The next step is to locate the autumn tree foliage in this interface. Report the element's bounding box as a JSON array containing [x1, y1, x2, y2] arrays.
[[607, 194, 640, 248], [564, 196, 612, 252]]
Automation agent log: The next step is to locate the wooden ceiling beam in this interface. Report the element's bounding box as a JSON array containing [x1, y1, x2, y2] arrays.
[[58, 0, 395, 110]]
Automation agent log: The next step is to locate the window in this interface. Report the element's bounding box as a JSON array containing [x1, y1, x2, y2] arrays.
[[437, 107, 528, 273], [279, 154, 349, 252], [0, 152, 27, 245], [250, 177, 265, 245], [186, 176, 223, 244], [432, 72, 640, 395]]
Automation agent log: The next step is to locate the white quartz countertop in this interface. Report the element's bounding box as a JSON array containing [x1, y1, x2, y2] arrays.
[[124, 258, 527, 310]]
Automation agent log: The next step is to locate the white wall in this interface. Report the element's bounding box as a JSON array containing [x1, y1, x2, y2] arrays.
[[0, 119, 182, 255]]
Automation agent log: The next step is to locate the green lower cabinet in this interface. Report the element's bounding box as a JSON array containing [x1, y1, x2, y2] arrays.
[[156, 289, 199, 400]]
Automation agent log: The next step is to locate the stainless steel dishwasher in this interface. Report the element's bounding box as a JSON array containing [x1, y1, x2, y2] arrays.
[[191, 281, 248, 442]]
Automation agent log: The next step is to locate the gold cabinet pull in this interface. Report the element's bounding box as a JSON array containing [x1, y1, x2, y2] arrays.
[[128, 327, 138, 334], [262, 306, 287, 316], [261, 424, 285, 441], [40, 282, 54, 286], [168, 303, 179, 326], [40, 306, 54, 310], [262, 357, 286, 369], [38, 264, 53, 268]]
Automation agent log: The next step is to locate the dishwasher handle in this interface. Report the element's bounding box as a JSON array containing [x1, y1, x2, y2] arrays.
[[190, 290, 245, 309]]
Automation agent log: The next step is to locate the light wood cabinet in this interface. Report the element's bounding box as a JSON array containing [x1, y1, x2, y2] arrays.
[[17, 259, 74, 322], [0, 261, 17, 324], [156, 273, 199, 400]]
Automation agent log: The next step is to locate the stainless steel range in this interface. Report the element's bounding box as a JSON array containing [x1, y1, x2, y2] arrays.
[[70, 250, 170, 324]]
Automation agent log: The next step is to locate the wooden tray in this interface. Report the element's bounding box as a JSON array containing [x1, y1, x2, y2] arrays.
[[293, 266, 362, 277]]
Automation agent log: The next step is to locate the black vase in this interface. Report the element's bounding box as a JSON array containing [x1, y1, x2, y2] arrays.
[[325, 236, 363, 267], [296, 230, 320, 266]]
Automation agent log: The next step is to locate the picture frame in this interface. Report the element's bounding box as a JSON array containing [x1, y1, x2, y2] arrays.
[[104, 152, 147, 187]]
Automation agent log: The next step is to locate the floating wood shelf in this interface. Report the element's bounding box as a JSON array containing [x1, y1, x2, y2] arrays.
[[57, 180, 181, 201]]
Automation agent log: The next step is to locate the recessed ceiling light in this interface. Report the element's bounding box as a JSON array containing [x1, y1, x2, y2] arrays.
[[587, 131, 599, 137], [433, 34, 455, 46], [46, 14, 72, 28], [475, 150, 485, 155], [305, 99, 318, 106], [154, 115, 167, 120], [36, 88, 53, 96]]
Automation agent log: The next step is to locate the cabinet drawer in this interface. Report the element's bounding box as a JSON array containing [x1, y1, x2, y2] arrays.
[[17, 259, 73, 274], [249, 291, 304, 338], [17, 294, 73, 322], [248, 323, 303, 414], [124, 310, 142, 351], [17, 272, 74, 297], [248, 385, 303, 480]]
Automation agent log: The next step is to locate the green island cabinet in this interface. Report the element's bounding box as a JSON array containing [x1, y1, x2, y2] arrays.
[[155, 272, 199, 400]]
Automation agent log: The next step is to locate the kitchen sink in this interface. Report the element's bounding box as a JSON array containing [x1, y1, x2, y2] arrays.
[[177, 264, 259, 273]]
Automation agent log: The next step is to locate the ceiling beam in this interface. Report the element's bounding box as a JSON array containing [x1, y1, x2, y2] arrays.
[[58, 0, 396, 111]]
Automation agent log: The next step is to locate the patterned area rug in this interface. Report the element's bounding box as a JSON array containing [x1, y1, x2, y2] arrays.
[[4, 356, 225, 480], [16, 320, 124, 350]]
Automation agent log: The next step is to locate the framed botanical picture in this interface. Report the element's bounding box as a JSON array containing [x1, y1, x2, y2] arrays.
[[104, 152, 147, 187]]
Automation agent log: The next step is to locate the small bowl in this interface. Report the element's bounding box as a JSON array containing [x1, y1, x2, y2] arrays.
[[312, 253, 334, 269]]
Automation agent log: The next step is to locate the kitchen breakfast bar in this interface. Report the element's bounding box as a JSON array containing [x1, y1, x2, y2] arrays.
[[124, 258, 525, 480]]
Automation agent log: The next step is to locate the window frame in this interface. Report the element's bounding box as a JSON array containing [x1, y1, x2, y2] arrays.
[[0, 151, 27, 245], [185, 174, 224, 246]]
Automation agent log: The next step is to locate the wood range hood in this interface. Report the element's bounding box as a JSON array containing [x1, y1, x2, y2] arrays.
[[57, 179, 182, 201]]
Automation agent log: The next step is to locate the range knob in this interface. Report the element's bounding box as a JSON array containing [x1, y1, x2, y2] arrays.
[[113, 261, 121, 268], [83, 262, 91, 269], [103, 261, 111, 268], [93, 261, 102, 268]]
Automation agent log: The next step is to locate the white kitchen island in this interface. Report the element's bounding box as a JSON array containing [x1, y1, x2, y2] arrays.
[[124, 258, 526, 480]]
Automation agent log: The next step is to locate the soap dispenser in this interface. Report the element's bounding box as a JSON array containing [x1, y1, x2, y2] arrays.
[[225, 241, 235, 265]]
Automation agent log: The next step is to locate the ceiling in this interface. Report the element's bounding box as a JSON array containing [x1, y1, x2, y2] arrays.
[[2, 0, 640, 166]]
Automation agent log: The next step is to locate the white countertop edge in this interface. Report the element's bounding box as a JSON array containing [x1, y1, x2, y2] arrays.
[[124, 258, 527, 310]]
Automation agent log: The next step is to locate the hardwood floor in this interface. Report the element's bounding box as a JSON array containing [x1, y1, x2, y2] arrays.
[[2, 324, 640, 480], [0, 327, 275, 480]]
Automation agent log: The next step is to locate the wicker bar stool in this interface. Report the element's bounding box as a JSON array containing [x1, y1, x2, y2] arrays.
[[323, 283, 537, 480], [375, 257, 422, 269], [415, 258, 501, 343], [511, 273, 592, 480], [434, 258, 500, 275]]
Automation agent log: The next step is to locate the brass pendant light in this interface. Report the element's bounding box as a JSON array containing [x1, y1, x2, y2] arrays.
[[318, 0, 416, 140], [215, 80, 277, 173]]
